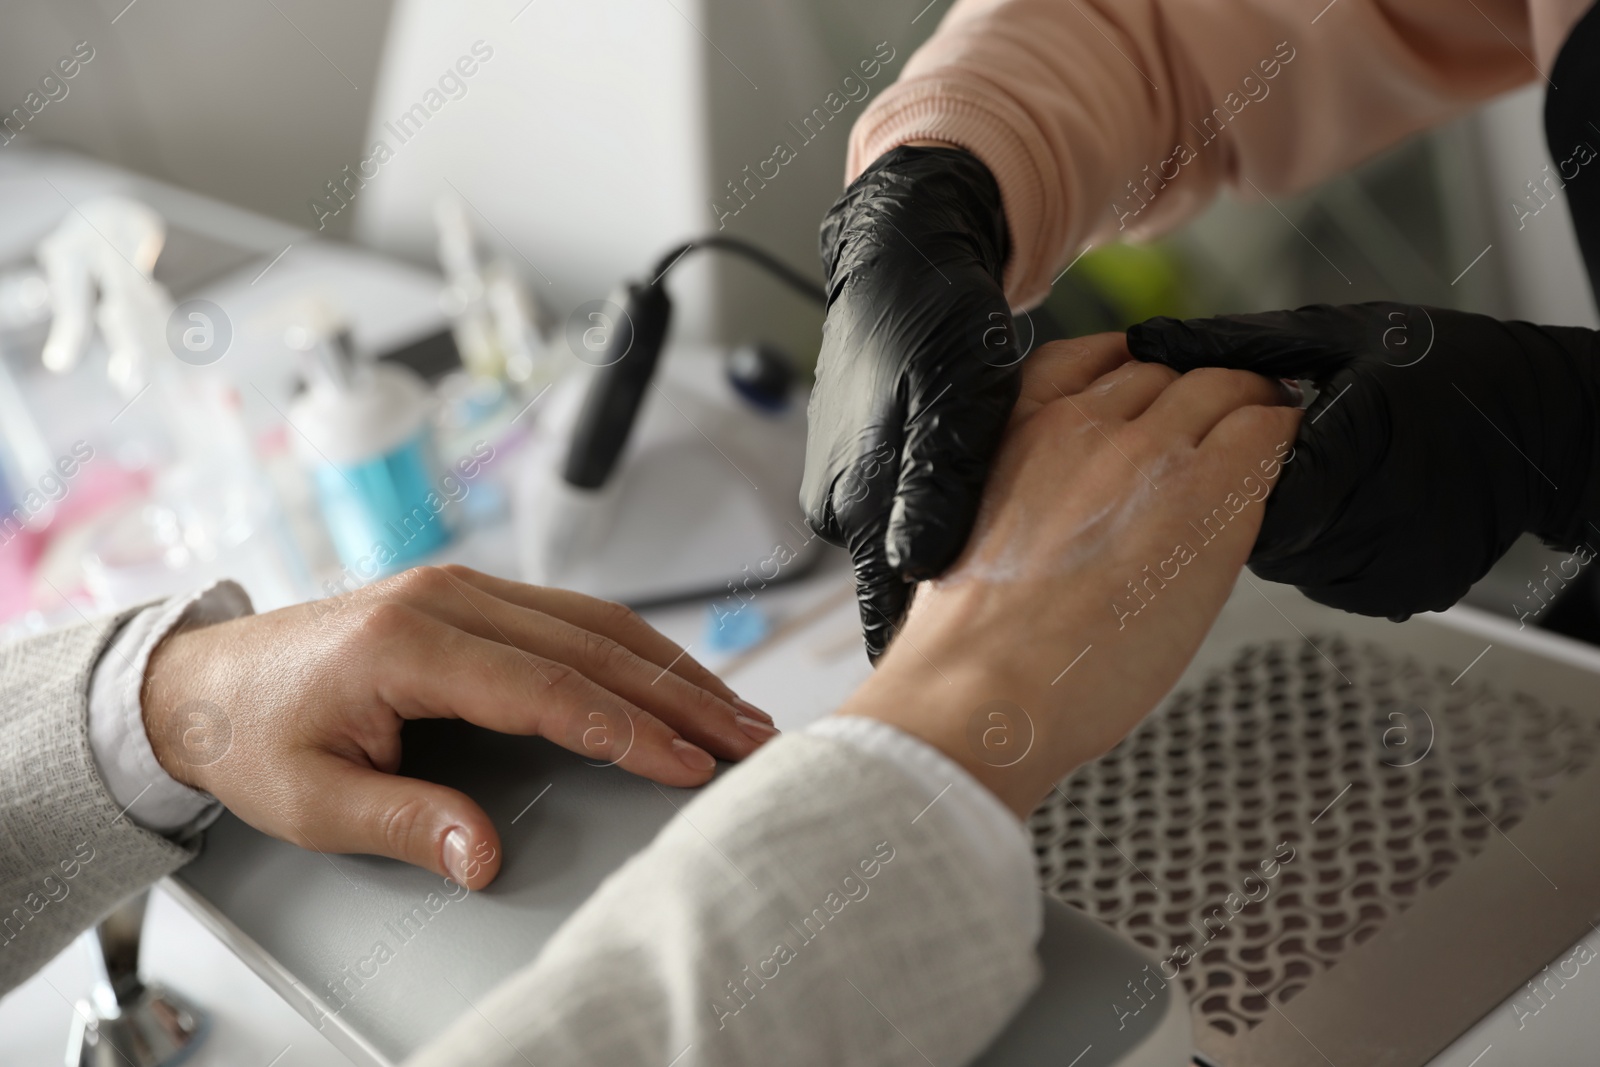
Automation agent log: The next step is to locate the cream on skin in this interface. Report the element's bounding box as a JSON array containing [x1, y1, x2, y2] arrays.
[[837, 334, 1300, 819]]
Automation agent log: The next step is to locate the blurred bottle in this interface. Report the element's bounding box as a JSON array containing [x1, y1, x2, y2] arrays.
[[287, 318, 451, 578], [434, 194, 558, 390]]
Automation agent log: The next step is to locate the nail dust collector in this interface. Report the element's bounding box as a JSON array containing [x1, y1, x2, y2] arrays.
[[1022, 585, 1600, 1067]]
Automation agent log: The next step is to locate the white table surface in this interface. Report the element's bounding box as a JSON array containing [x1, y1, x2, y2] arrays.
[[8, 562, 1600, 1065]]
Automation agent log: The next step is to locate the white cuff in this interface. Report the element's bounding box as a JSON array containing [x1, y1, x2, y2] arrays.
[[88, 580, 255, 835], [807, 715, 1043, 945]]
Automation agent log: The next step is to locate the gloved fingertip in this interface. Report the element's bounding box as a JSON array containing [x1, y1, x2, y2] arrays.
[[886, 479, 985, 582], [1125, 318, 1185, 363], [856, 576, 910, 666], [887, 525, 962, 583]]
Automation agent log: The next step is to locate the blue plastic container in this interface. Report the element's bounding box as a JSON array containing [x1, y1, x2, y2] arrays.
[[313, 428, 450, 575]]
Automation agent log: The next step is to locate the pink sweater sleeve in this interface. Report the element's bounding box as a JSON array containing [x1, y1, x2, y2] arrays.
[[848, 0, 1558, 309]]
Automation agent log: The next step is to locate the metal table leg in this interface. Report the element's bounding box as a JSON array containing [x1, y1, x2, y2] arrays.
[[68, 891, 208, 1067]]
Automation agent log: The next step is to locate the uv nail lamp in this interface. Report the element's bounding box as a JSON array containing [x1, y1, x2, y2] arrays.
[[512, 339, 823, 605], [512, 233, 830, 606], [1025, 588, 1600, 1067]]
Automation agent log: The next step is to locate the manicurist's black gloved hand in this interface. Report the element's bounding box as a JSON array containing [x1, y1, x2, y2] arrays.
[[1128, 303, 1600, 618], [803, 145, 1022, 661]]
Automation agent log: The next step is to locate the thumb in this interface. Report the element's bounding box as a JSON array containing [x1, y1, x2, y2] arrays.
[[885, 367, 1018, 581], [290, 754, 504, 890]]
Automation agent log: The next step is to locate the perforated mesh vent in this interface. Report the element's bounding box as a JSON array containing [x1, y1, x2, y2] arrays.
[[1029, 636, 1600, 1044]]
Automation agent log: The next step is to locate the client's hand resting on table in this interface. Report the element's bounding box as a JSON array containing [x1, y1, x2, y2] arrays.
[[839, 333, 1300, 817], [140, 566, 776, 889]]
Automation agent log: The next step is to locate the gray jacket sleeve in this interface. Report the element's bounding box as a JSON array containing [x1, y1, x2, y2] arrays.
[[405, 732, 1044, 1067], [0, 613, 198, 995]]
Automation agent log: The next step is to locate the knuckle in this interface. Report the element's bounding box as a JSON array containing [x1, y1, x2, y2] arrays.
[[355, 600, 421, 644], [383, 564, 452, 601], [578, 628, 632, 674], [1229, 403, 1279, 430], [437, 563, 480, 583], [596, 598, 645, 637], [686, 683, 728, 722], [535, 656, 579, 695], [377, 795, 431, 858], [1129, 361, 1180, 389], [1114, 418, 1162, 456], [1034, 397, 1083, 434], [1228, 403, 1295, 444], [1181, 365, 1240, 389]]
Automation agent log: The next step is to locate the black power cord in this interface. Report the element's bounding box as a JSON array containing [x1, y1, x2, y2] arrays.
[[648, 235, 826, 305], [562, 236, 821, 490]]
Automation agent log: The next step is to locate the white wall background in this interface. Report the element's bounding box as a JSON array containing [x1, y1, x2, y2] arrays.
[[0, 0, 393, 239]]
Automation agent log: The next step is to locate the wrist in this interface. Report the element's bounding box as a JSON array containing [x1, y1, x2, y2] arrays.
[[141, 627, 213, 793], [837, 143, 1010, 282], [128, 581, 255, 796], [839, 661, 1069, 821], [839, 587, 1096, 819]]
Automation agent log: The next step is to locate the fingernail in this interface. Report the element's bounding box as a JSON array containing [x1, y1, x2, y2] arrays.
[[1278, 378, 1305, 407], [734, 698, 773, 724], [443, 827, 472, 886], [736, 713, 779, 742], [672, 738, 717, 772]]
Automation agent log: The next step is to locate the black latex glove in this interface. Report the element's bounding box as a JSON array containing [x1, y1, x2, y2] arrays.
[[1127, 303, 1600, 618], [803, 146, 1021, 661]]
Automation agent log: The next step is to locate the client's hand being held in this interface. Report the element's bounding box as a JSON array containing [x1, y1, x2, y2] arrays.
[[839, 334, 1300, 817], [142, 565, 776, 889]]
